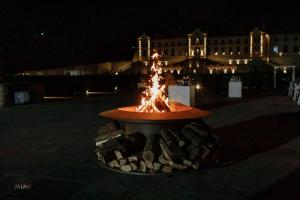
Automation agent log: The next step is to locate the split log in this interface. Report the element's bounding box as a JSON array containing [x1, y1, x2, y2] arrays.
[[142, 135, 159, 163], [130, 163, 138, 171], [140, 160, 147, 172], [182, 159, 193, 167], [114, 150, 123, 160], [168, 129, 185, 147], [158, 154, 168, 165], [159, 139, 184, 161], [161, 165, 173, 173], [180, 128, 204, 147], [201, 145, 210, 160], [96, 151, 106, 164], [128, 156, 138, 162], [161, 129, 177, 147], [192, 162, 200, 170], [185, 144, 203, 162], [95, 129, 123, 146], [120, 164, 132, 172], [119, 158, 127, 166], [184, 122, 209, 137], [169, 160, 188, 170], [108, 160, 120, 168], [145, 161, 154, 169], [154, 162, 161, 171]]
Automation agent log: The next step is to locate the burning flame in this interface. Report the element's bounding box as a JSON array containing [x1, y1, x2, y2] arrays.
[[137, 50, 170, 113]]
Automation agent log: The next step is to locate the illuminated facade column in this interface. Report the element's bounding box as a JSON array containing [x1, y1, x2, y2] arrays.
[[138, 38, 142, 61], [250, 32, 253, 57], [147, 37, 151, 59], [204, 34, 207, 58], [260, 32, 264, 57], [188, 34, 192, 58], [266, 34, 270, 62]]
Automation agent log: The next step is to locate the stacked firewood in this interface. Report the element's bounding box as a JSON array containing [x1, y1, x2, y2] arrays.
[[95, 121, 219, 174]]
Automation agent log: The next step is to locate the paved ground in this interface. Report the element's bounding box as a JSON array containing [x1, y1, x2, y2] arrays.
[[0, 92, 299, 200]]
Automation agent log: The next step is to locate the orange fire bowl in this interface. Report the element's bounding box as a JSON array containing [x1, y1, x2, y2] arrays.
[[100, 102, 211, 136]]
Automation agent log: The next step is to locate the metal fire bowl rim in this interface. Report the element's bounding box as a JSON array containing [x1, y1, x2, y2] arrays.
[[100, 103, 211, 123]]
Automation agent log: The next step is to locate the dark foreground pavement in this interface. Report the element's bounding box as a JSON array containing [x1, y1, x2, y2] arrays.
[[0, 93, 299, 200]]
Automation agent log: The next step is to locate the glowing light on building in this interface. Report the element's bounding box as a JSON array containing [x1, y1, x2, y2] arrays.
[[232, 68, 235, 74], [214, 52, 218, 55], [196, 84, 201, 90], [229, 60, 233, 65], [250, 33, 253, 57], [189, 63, 192, 68], [279, 52, 283, 56], [222, 52, 225, 55], [193, 69, 197, 74], [115, 72, 119, 76], [230, 52, 233, 55], [260, 33, 264, 56], [188, 35, 191, 57], [244, 59, 248, 64], [164, 61, 168, 65], [177, 69, 181, 74], [224, 69, 227, 74], [138, 38, 142, 60], [283, 67, 287, 74], [236, 59, 240, 65], [204, 35, 207, 57], [209, 69, 213, 74]]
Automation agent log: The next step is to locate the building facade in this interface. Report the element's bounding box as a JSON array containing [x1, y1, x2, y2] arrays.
[[137, 28, 300, 73]]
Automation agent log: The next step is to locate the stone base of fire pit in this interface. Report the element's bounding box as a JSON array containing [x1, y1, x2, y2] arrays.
[[95, 119, 220, 175]]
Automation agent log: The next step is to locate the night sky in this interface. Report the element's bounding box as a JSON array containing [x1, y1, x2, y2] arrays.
[[1, 1, 299, 71]]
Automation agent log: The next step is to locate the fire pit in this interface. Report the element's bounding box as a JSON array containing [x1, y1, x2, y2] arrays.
[[100, 102, 210, 136], [95, 50, 219, 175]]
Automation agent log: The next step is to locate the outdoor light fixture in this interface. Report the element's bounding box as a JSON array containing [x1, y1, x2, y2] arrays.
[[229, 60, 232, 65], [209, 69, 213, 74], [196, 84, 201, 90], [224, 69, 227, 74], [236, 59, 240, 65], [244, 59, 248, 64], [283, 68, 287, 74], [193, 69, 197, 74], [115, 72, 119, 76]]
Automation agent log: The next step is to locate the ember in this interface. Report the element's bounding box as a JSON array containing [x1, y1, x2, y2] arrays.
[[137, 50, 170, 113]]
